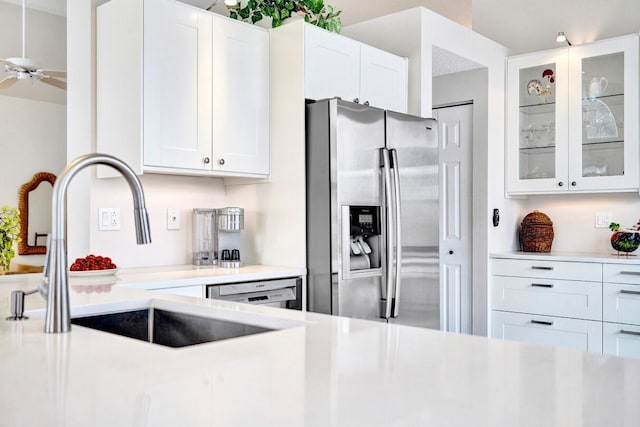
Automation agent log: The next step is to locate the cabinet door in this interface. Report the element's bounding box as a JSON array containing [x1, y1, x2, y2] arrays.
[[212, 18, 270, 176], [492, 311, 602, 353], [506, 49, 569, 194], [603, 322, 640, 359], [304, 25, 360, 103], [359, 45, 408, 113], [143, 1, 213, 170], [567, 36, 639, 192]]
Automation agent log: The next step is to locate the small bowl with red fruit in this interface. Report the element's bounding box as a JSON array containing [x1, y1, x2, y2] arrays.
[[69, 254, 118, 277]]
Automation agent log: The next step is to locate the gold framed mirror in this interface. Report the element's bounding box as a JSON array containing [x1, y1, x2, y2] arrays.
[[18, 172, 56, 255]]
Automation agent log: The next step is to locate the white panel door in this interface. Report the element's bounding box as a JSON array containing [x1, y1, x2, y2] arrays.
[[212, 17, 270, 176], [143, 0, 212, 170], [435, 104, 472, 333], [304, 25, 360, 103], [359, 45, 408, 113]]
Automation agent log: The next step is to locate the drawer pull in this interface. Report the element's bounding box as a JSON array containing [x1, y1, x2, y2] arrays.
[[620, 330, 640, 337], [620, 290, 640, 296], [620, 271, 640, 276], [531, 266, 554, 271], [531, 283, 554, 288], [531, 320, 554, 326]]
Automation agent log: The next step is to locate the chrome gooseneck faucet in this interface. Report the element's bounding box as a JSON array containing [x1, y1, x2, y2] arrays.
[[39, 154, 152, 333]]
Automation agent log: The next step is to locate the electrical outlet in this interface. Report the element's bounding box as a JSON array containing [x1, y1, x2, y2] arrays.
[[167, 208, 180, 230], [595, 212, 613, 229], [98, 208, 120, 231]]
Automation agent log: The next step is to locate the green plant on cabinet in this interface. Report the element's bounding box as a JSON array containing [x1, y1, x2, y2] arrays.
[[226, 0, 342, 32]]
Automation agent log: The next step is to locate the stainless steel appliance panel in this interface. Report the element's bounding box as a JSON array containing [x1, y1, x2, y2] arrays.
[[386, 111, 439, 328], [306, 99, 387, 320]]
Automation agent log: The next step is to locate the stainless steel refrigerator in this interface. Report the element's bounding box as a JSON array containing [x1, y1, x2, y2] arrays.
[[306, 98, 439, 329]]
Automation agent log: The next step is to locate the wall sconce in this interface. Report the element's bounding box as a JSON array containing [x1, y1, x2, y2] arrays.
[[556, 32, 572, 46]]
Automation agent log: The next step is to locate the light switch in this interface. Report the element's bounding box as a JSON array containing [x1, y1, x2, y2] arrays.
[[595, 212, 613, 229]]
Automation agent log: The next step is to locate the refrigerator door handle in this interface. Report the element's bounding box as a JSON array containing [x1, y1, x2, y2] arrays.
[[380, 147, 394, 320], [390, 148, 402, 318]]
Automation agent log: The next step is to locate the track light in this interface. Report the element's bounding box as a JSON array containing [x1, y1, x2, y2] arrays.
[[225, 0, 239, 6], [556, 32, 572, 46]]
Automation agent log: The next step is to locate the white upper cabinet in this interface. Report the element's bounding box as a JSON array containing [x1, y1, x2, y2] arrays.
[[506, 35, 638, 195], [212, 17, 270, 175], [304, 25, 408, 113], [304, 26, 360, 104], [97, 0, 270, 178], [142, 1, 212, 171]]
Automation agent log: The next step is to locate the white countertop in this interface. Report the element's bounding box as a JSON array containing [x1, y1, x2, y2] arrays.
[[2, 265, 640, 426], [492, 250, 640, 264]]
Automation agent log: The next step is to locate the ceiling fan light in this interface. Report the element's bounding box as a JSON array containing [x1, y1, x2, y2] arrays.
[[556, 31, 572, 46]]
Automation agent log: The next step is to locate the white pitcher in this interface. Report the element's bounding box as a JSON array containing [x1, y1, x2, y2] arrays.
[[588, 77, 608, 98]]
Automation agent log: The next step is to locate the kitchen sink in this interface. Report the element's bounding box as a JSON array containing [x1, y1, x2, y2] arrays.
[[68, 299, 304, 348]]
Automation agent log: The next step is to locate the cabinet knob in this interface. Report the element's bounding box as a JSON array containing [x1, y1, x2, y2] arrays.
[[571, 181, 577, 187], [364, 100, 370, 106], [558, 181, 564, 187], [203, 157, 210, 164], [218, 158, 225, 166], [353, 98, 359, 104], [448, 250, 454, 255]]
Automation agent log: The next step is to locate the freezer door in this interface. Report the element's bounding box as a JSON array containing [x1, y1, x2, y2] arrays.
[[306, 99, 389, 321], [385, 111, 439, 329], [334, 101, 388, 321]]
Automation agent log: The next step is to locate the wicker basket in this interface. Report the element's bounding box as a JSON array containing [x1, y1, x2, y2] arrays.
[[520, 210, 554, 252]]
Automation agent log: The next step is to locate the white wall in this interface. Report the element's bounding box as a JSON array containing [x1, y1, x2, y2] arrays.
[[514, 193, 640, 254], [0, 2, 66, 267], [0, 96, 66, 266], [89, 175, 227, 267]]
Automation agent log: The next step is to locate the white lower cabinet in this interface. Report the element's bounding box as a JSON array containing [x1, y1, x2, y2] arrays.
[[602, 263, 640, 358], [603, 323, 640, 358], [492, 311, 602, 353], [493, 255, 640, 359]]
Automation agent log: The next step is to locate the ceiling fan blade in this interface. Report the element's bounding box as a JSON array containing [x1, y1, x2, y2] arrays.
[[38, 69, 66, 79], [1, 59, 20, 72], [0, 76, 18, 89], [40, 77, 67, 90]]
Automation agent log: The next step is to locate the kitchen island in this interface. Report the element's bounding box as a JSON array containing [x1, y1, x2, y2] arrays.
[[1, 266, 639, 426]]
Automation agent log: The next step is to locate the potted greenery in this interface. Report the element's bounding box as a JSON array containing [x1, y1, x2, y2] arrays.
[[226, 0, 342, 32], [0, 206, 21, 274]]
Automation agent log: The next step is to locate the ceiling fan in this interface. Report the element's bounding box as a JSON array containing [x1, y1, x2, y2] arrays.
[[0, 0, 67, 91]]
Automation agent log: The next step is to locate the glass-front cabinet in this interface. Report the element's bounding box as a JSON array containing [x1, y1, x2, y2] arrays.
[[507, 35, 639, 195]]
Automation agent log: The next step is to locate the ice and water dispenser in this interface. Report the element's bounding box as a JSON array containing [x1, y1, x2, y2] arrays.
[[192, 207, 244, 268], [344, 206, 381, 274]]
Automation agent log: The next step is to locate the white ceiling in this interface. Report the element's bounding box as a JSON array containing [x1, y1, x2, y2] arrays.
[[7, 0, 639, 55]]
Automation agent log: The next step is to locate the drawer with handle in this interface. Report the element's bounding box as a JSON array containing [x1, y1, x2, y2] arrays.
[[492, 258, 602, 282], [603, 263, 640, 285], [492, 276, 602, 321], [492, 310, 602, 353], [603, 283, 640, 325], [603, 322, 640, 359]]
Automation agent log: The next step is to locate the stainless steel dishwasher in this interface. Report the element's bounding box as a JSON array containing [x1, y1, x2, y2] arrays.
[[206, 277, 302, 310]]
